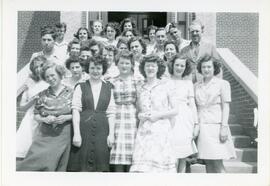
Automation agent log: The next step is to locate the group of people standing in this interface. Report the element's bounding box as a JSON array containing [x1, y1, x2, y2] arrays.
[[16, 16, 236, 173]]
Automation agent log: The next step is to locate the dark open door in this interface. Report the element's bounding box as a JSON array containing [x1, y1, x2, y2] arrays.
[[108, 12, 167, 38]]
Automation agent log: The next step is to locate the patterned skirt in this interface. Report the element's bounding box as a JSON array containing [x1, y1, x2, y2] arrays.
[[110, 104, 137, 165], [130, 119, 176, 172]]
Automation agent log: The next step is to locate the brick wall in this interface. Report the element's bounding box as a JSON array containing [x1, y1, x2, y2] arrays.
[[17, 11, 60, 72], [17, 11, 60, 129], [216, 13, 259, 76], [60, 11, 84, 43], [222, 64, 258, 127], [195, 13, 216, 45]]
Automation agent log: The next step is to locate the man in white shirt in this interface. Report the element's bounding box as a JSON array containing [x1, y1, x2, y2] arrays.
[[17, 25, 62, 94], [153, 27, 167, 59], [167, 22, 191, 52], [54, 22, 68, 62]]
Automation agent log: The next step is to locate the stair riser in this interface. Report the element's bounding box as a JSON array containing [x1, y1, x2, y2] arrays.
[[226, 149, 257, 162], [232, 137, 252, 148], [190, 165, 257, 173], [229, 125, 244, 135]]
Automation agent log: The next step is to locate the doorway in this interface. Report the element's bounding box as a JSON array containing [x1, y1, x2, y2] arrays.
[[108, 12, 167, 38]]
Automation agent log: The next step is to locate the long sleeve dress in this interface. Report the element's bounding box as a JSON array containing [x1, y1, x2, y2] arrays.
[[194, 77, 236, 160], [67, 80, 115, 172], [16, 85, 73, 171], [130, 80, 177, 172]]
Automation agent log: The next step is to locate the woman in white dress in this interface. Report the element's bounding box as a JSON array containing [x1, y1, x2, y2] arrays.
[[130, 54, 179, 172], [16, 55, 49, 158], [194, 55, 236, 173], [168, 55, 199, 172]]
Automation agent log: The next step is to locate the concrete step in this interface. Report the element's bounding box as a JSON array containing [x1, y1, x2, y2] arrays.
[[229, 124, 244, 135], [190, 161, 257, 173], [225, 148, 257, 162], [232, 135, 252, 148]]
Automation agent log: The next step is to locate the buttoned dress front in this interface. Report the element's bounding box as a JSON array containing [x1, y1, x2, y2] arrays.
[[67, 80, 115, 172], [130, 80, 176, 172], [110, 76, 140, 165], [195, 77, 236, 160]]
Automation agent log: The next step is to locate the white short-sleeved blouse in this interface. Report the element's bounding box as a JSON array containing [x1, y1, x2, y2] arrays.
[[195, 77, 231, 124]]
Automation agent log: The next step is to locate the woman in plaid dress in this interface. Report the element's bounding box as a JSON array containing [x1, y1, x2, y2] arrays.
[[110, 51, 141, 172]]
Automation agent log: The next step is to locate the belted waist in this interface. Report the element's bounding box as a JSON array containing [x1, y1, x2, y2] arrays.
[[115, 102, 135, 106]]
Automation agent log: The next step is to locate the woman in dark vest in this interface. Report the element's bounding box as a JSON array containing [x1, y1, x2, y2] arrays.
[[67, 55, 115, 172]]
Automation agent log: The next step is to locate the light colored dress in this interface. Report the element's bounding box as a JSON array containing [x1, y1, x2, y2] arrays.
[[170, 79, 198, 158], [16, 78, 49, 158], [194, 77, 236, 160], [130, 80, 176, 172], [110, 75, 141, 165]]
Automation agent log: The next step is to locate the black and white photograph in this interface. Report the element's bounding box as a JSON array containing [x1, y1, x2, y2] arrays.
[[2, 0, 270, 186]]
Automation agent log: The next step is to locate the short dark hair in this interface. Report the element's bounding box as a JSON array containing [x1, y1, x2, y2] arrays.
[[147, 25, 157, 36], [74, 27, 91, 40], [80, 45, 90, 52], [168, 54, 192, 77], [128, 37, 147, 55], [120, 17, 137, 32], [102, 45, 117, 57], [65, 56, 85, 70], [122, 29, 140, 38], [164, 40, 179, 56], [116, 37, 129, 48], [115, 50, 134, 66], [29, 55, 47, 82], [55, 22, 67, 32], [155, 27, 166, 34], [89, 39, 104, 56], [40, 25, 57, 40], [197, 55, 222, 75], [139, 54, 166, 79], [104, 22, 121, 38], [85, 55, 108, 75], [67, 38, 80, 53], [40, 62, 66, 81]]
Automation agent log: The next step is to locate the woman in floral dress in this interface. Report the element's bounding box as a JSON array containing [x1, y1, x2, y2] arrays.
[[130, 54, 178, 172]]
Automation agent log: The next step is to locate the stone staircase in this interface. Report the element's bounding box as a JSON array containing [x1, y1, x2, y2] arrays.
[[190, 122, 258, 173]]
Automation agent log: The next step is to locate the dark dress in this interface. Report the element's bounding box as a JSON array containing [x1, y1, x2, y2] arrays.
[[67, 80, 112, 172], [16, 85, 73, 171]]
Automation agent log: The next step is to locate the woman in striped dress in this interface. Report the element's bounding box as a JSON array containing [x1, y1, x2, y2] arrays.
[[110, 51, 141, 172]]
